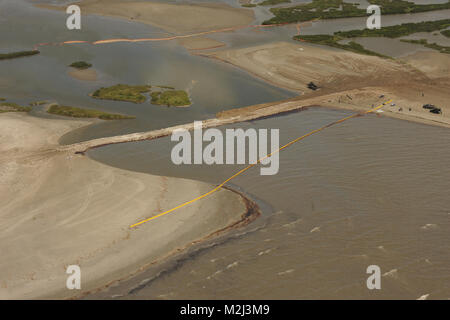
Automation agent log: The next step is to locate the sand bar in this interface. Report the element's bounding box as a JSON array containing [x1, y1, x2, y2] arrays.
[[37, 0, 255, 34], [68, 68, 98, 82], [0, 113, 256, 299]]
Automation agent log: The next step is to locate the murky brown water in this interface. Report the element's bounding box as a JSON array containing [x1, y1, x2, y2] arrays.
[[88, 108, 450, 299], [4, 0, 450, 300]]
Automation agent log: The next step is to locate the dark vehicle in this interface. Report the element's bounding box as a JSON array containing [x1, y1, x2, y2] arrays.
[[423, 104, 436, 110], [307, 82, 319, 91], [429, 107, 442, 114]]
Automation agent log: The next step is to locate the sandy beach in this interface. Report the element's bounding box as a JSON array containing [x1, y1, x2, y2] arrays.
[[0, 113, 256, 299], [204, 41, 450, 128]]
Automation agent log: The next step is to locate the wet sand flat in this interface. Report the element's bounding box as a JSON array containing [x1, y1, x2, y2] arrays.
[[37, 0, 255, 34], [68, 68, 98, 82]]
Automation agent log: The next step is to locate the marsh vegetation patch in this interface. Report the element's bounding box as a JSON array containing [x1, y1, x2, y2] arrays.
[[92, 84, 152, 103], [0, 102, 32, 113], [47, 105, 135, 120], [295, 19, 450, 57], [263, 0, 450, 25], [0, 50, 40, 60], [69, 61, 93, 70], [91, 84, 191, 107], [151, 90, 191, 107]]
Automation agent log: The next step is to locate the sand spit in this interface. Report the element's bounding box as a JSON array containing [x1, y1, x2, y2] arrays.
[[0, 113, 255, 299], [36, 0, 254, 35]]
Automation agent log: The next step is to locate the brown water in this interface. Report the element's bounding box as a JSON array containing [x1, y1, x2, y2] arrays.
[[88, 108, 450, 299], [5, 0, 450, 300]]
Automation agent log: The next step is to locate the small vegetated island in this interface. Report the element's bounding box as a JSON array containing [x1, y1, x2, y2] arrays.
[[0, 50, 40, 60], [259, 0, 291, 6], [47, 105, 135, 120], [92, 84, 192, 107], [69, 61, 92, 70], [0, 99, 134, 120], [263, 0, 450, 25], [242, 0, 290, 7]]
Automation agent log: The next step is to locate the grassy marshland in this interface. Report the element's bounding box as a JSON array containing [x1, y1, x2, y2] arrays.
[[259, 0, 291, 6], [0, 102, 32, 113], [0, 50, 40, 60], [69, 61, 93, 70], [47, 105, 135, 120], [400, 39, 450, 54], [334, 19, 450, 39], [294, 19, 450, 57], [91, 84, 191, 106], [151, 90, 191, 107], [92, 84, 152, 103], [263, 0, 450, 25]]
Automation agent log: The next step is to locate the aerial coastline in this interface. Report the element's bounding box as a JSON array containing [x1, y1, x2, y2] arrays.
[[1, 0, 450, 300]]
